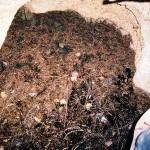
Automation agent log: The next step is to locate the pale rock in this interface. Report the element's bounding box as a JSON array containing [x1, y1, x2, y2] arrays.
[[1, 91, 7, 99], [101, 115, 108, 124], [60, 99, 67, 105], [85, 103, 92, 110], [76, 52, 81, 57], [58, 106, 64, 113], [105, 140, 113, 147], [34, 116, 41, 123], [54, 98, 59, 104], [71, 71, 79, 82], [28, 92, 37, 97], [71, 76, 77, 82]]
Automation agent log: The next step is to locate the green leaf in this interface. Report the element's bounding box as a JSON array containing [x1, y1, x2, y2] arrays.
[[60, 47, 69, 55], [54, 21, 64, 30]]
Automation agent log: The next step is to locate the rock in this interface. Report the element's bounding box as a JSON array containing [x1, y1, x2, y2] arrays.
[[76, 52, 81, 57], [85, 103, 92, 110], [105, 78, 112, 85], [34, 116, 41, 123], [71, 76, 77, 82], [54, 98, 59, 104], [58, 106, 64, 113], [105, 140, 113, 147], [101, 115, 108, 124], [1, 91, 7, 99], [28, 92, 37, 98], [71, 71, 79, 82], [60, 99, 67, 105]]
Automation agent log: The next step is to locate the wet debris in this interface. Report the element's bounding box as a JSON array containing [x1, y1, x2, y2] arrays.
[[0, 61, 5, 73]]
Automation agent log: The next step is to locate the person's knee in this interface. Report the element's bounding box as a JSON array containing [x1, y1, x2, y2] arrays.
[[135, 129, 150, 150]]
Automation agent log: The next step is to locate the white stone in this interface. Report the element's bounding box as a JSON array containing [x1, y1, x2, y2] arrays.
[[71, 76, 78, 82], [105, 140, 113, 147], [28, 92, 37, 97], [71, 71, 79, 82], [101, 115, 108, 124], [60, 99, 67, 105], [85, 103, 92, 110], [76, 52, 81, 57], [34, 116, 41, 123], [0, 91, 7, 99]]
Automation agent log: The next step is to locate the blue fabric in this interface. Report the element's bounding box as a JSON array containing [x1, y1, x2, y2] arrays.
[[135, 129, 150, 150]]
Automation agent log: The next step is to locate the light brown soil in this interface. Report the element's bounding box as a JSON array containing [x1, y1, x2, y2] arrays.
[[0, 10, 150, 150]]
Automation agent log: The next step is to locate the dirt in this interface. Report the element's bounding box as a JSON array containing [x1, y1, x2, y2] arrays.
[[0, 10, 150, 150]]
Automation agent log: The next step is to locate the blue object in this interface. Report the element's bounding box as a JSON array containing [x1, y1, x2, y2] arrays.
[[135, 128, 150, 150]]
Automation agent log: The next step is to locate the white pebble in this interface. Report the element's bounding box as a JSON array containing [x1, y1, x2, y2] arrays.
[[86, 103, 92, 110], [71, 71, 79, 82], [1, 92, 7, 99], [105, 140, 113, 147], [76, 52, 81, 57], [60, 99, 67, 105], [58, 106, 64, 113], [71, 76, 77, 82], [101, 116, 108, 124], [71, 71, 79, 77], [28, 93, 37, 98], [34, 116, 41, 123], [59, 43, 64, 48], [54, 99, 59, 104], [92, 81, 95, 85]]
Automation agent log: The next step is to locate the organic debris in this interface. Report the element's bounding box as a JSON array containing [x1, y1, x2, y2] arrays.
[[0, 10, 150, 150]]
